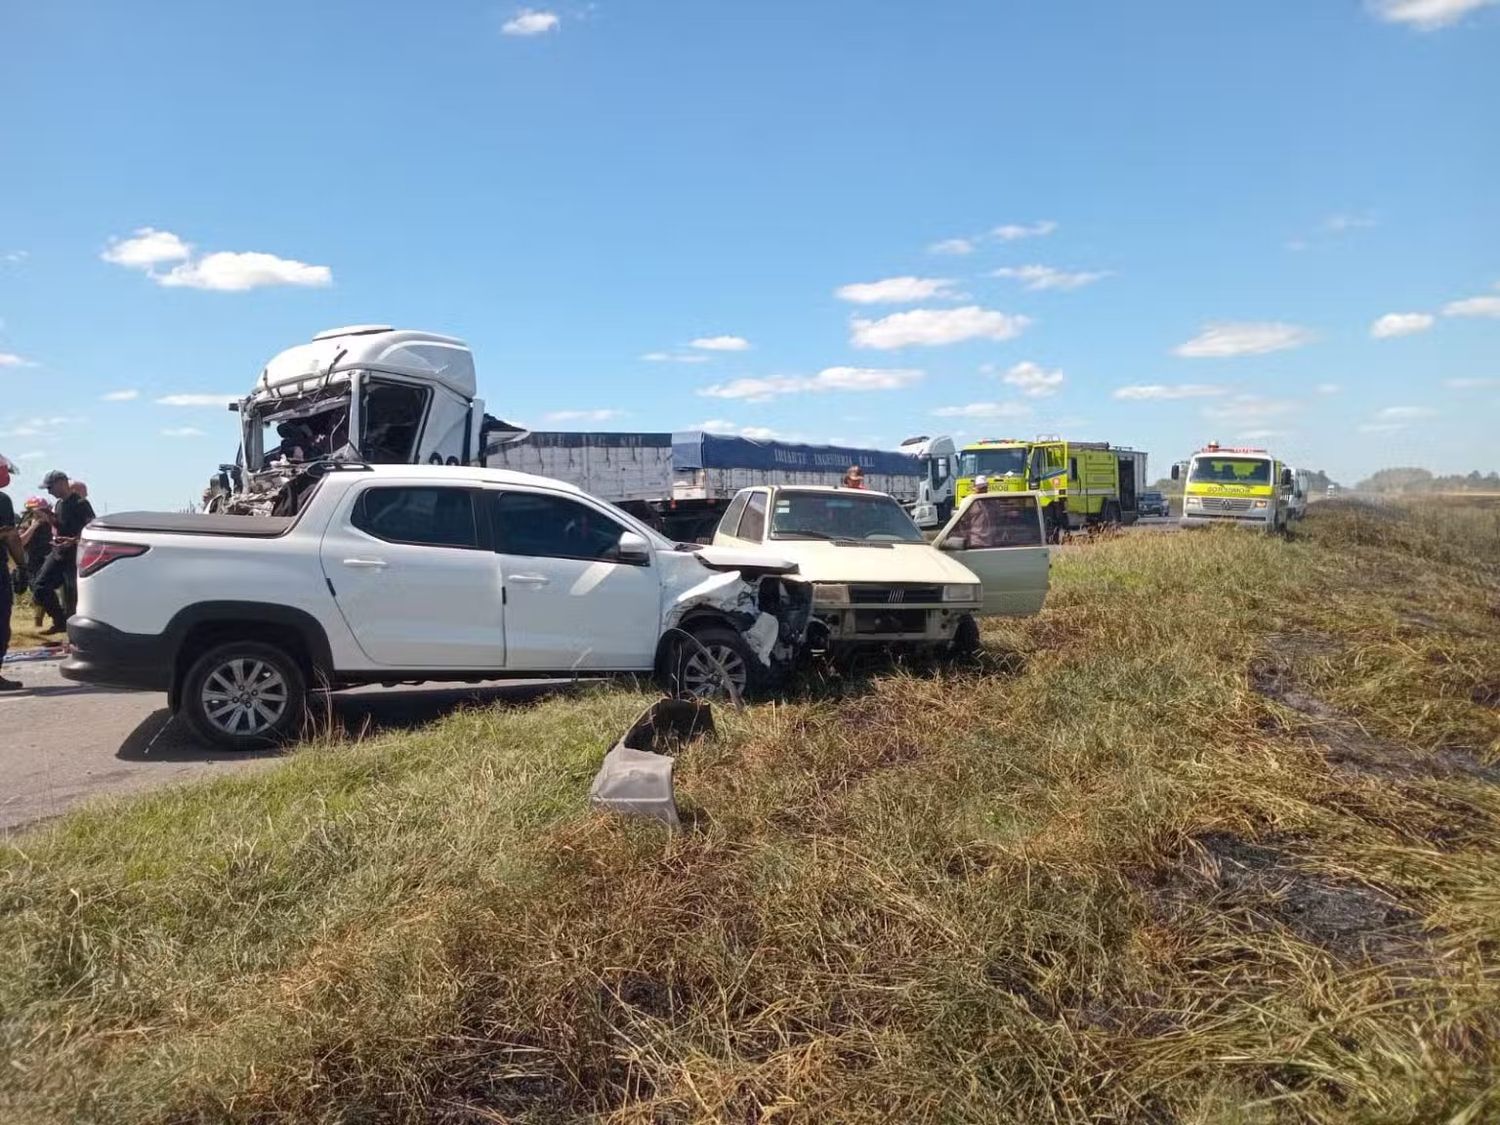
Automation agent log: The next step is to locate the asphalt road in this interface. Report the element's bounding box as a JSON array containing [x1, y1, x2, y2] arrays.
[[0, 660, 573, 834]]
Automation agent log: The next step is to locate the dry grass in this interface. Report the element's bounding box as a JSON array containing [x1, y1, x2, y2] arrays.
[[2, 499, 1499, 1123]]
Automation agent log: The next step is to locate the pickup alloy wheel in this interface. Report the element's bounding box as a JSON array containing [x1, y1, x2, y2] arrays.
[[668, 626, 757, 702], [182, 641, 308, 751]]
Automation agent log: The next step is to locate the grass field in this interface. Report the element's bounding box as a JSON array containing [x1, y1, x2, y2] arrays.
[[2, 499, 1498, 1124]]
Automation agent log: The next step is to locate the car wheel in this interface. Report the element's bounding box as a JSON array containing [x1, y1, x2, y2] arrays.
[[948, 613, 982, 659], [180, 641, 307, 751], [663, 624, 764, 703]]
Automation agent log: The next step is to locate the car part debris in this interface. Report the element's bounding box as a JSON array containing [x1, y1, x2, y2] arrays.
[[589, 699, 715, 827]]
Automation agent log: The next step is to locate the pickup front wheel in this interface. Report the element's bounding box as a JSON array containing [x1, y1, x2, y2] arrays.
[[662, 625, 763, 703], [181, 641, 308, 751]]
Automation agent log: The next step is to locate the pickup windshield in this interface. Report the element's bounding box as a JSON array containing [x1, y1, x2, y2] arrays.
[[958, 448, 1028, 478], [1188, 457, 1271, 484], [770, 490, 925, 543]]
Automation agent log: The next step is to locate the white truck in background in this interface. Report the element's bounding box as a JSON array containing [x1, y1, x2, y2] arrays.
[[211, 326, 961, 535]]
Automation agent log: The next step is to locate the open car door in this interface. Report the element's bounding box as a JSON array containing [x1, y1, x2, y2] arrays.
[[935, 493, 1049, 616]]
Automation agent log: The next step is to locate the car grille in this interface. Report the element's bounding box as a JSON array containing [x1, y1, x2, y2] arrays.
[[1198, 496, 1253, 512], [849, 585, 943, 604], [853, 609, 929, 634]]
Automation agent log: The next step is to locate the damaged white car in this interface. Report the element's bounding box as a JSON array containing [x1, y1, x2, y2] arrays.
[[62, 464, 811, 751]]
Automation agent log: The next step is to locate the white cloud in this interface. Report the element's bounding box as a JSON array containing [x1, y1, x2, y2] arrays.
[[1112, 383, 1227, 401], [100, 227, 192, 268], [1202, 395, 1298, 421], [850, 306, 1031, 349], [502, 8, 560, 35], [161, 426, 206, 438], [1443, 295, 1500, 318], [698, 367, 923, 402], [998, 360, 1065, 398], [1375, 405, 1438, 420], [931, 401, 1032, 419], [1357, 422, 1408, 434], [690, 420, 784, 441], [1, 250, 27, 264], [103, 228, 332, 291], [0, 416, 81, 439], [689, 335, 750, 352], [542, 408, 624, 423], [641, 351, 710, 364], [928, 238, 975, 256], [1173, 321, 1315, 358], [991, 264, 1110, 291], [1316, 383, 1342, 394], [992, 220, 1058, 241], [1237, 429, 1288, 440], [1324, 212, 1378, 233], [1367, 0, 1497, 29], [1371, 312, 1435, 338], [1443, 377, 1499, 389], [158, 251, 331, 291], [156, 393, 239, 407], [0, 353, 37, 368], [101, 389, 140, 402], [835, 276, 958, 304]]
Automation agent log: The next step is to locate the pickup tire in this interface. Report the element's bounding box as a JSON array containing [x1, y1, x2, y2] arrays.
[[660, 624, 764, 703], [180, 641, 308, 751]]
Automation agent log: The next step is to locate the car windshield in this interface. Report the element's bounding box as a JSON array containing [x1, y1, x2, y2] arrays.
[[769, 490, 925, 542], [958, 448, 1028, 478], [1188, 457, 1272, 484]]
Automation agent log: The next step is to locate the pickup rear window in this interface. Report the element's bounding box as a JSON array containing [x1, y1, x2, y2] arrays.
[[353, 487, 480, 549]]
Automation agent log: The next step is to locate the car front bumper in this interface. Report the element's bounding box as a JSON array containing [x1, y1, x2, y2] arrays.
[[812, 604, 974, 645], [61, 617, 174, 692]]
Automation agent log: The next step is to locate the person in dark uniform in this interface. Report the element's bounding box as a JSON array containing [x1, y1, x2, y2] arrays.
[[31, 469, 94, 636], [0, 457, 32, 690]]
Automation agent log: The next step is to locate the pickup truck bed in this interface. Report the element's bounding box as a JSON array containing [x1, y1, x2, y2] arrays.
[[91, 512, 296, 537]]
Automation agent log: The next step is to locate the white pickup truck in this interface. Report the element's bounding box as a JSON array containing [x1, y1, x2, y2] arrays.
[[62, 464, 812, 750]]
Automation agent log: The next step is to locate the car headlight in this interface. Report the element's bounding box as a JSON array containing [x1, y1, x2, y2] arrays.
[[1253, 499, 1268, 509], [1185, 496, 1202, 508], [943, 583, 981, 602], [813, 583, 850, 606]]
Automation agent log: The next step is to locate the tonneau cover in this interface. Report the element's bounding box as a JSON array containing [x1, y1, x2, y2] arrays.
[[89, 512, 296, 538]]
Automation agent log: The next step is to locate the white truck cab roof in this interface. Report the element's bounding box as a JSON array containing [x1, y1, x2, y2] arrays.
[[255, 326, 477, 401]]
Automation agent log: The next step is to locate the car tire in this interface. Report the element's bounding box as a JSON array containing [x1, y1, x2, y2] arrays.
[[180, 640, 308, 751], [661, 624, 766, 703], [948, 613, 982, 659]]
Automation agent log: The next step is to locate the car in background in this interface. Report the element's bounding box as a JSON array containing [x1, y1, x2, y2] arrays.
[[712, 485, 1049, 654], [1138, 490, 1171, 518]]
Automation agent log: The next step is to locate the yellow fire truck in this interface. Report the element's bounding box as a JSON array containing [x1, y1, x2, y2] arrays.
[[1172, 443, 1294, 532], [954, 437, 1148, 537]]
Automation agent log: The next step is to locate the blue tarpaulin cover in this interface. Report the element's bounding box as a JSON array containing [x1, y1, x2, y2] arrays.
[[671, 432, 921, 478]]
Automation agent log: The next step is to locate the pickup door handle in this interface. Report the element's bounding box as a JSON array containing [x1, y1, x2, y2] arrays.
[[342, 557, 389, 569], [507, 573, 550, 587]]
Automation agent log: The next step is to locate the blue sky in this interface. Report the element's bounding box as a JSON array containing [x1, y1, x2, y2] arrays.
[[2, 0, 1496, 511]]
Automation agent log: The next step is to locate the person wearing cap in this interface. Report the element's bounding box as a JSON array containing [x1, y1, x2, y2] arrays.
[[31, 469, 95, 636], [841, 465, 865, 489], [972, 475, 990, 494], [0, 457, 32, 690]]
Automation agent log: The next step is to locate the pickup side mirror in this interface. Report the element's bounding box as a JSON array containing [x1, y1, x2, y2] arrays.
[[1170, 464, 1180, 481], [940, 536, 967, 552], [615, 531, 651, 564]]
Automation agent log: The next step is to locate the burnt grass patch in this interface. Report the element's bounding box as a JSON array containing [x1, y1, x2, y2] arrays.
[[1250, 641, 1500, 786], [1140, 832, 1430, 968]]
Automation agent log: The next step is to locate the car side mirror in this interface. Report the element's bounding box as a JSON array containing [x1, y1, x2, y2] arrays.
[[615, 531, 651, 563], [940, 536, 967, 551], [1170, 464, 1180, 481]]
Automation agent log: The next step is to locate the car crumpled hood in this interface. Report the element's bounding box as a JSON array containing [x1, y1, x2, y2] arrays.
[[692, 545, 799, 574]]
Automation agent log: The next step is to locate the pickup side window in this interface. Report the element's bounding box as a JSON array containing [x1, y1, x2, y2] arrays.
[[736, 491, 768, 541], [718, 491, 750, 538], [352, 486, 479, 549], [493, 491, 631, 563]]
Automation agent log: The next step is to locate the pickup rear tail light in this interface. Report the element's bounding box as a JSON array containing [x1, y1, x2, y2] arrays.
[[77, 541, 149, 577]]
